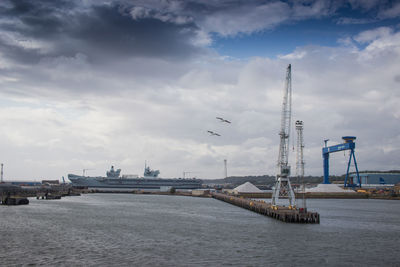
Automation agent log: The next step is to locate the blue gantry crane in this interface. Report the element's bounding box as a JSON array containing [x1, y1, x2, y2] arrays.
[[322, 136, 361, 187]]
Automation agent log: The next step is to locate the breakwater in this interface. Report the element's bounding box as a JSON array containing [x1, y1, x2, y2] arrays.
[[211, 192, 320, 223], [0, 184, 80, 205]]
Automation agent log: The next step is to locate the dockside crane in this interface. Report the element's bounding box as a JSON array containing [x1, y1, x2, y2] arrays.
[[322, 136, 361, 187], [271, 64, 296, 208]]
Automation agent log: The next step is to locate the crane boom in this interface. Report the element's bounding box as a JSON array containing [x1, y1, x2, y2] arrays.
[[278, 64, 292, 176]]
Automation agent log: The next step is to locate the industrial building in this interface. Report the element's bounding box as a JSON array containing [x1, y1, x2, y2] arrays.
[[350, 172, 400, 187]]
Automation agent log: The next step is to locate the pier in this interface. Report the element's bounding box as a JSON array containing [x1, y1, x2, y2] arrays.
[[211, 192, 320, 223], [0, 183, 81, 205]]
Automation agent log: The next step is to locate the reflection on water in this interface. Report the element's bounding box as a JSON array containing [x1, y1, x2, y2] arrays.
[[1, 194, 399, 266]]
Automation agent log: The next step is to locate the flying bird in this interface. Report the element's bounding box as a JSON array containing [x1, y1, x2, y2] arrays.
[[207, 130, 221, 136], [216, 117, 231, 123]]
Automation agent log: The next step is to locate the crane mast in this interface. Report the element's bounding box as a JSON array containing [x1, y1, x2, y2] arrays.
[[296, 120, 306, 210], [278, 64, 292, 175], [272, 64, 296, 207], [296, 120, 305, 178]]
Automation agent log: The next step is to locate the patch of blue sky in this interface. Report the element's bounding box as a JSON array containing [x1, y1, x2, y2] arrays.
[[210, 16, 400, 59]]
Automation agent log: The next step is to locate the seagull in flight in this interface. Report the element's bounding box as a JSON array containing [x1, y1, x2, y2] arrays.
[[207, 130, 221, 136], [216, 117, 231, 123]]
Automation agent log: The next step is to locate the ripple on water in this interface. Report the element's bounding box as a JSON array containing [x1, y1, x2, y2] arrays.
[[0, 194, 399, 266]]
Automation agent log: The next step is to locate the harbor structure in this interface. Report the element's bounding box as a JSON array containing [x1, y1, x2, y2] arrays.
[[212, 192, 319, 223], [322, 136, 360, 187], [295, 121, 305, 179], [211, 64, 320, 221], [0, 182, 79, 205], [295, 120, 306, 210], [350, 172, 400, 187], [271, 64, 296, 208]]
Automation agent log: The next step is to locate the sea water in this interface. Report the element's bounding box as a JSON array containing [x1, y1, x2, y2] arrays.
[[1, 194, 399, 266]]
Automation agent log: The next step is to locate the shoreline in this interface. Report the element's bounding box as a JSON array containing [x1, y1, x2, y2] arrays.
[[82, 189, 400, 200]]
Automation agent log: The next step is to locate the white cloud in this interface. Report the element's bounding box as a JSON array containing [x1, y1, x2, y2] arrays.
[[291, 0, 334, 19], [378, 2, 400, 19], [200, 2, 291, 36], [279, 50, 307, 60], [353, 27, 400, 61], [353, 26, 393, 43], [129, 6, 193, 25]]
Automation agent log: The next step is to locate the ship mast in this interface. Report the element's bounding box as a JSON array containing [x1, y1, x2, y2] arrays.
[[271, 64, 296, 208]]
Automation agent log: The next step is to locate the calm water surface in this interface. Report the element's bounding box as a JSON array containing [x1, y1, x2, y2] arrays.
[[1, 194, 399, 266]]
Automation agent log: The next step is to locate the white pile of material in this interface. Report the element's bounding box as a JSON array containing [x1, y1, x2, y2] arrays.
[[306, 183, 353, 193], [233, 182, 263, 193]]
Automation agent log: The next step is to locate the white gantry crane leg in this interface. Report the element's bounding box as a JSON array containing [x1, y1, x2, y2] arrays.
[[271, 64, 296, 208], [296, 120, 306, 211]]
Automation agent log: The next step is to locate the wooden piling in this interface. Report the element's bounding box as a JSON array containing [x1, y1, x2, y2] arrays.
[[211, 192, 320, 224]]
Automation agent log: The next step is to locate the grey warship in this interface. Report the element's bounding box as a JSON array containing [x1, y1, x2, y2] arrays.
[[67, 165, 203, 189]]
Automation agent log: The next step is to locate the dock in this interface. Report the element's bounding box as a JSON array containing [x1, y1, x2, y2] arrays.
[[211, 192, 320, 223], [0, 183, 81, 205]]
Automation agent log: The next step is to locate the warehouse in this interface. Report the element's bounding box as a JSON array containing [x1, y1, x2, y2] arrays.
[[350, 172, 400, 187]]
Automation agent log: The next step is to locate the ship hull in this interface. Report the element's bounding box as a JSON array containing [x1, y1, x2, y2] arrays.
[[67, 175, 203, 189]]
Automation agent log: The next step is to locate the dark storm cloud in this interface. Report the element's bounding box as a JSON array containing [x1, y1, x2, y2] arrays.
[[0, 39, 41, 64], [1, 0, 73, 16], [0, 0, 73, 36], [71, 5, 201, 60], [0, 0, 203, 64], [0, 0, 73, 63]]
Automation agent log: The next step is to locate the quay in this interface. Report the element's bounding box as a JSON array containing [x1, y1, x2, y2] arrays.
[[211, 192, 320, 223], [0, 183, 81, 205]]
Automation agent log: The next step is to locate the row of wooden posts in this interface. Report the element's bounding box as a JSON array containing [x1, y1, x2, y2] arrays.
[[211, 192, 320, 223]]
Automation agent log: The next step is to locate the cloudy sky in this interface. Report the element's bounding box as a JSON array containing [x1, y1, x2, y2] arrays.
[[0, 0, 399, 181]]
